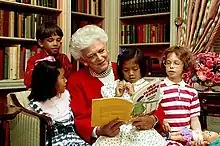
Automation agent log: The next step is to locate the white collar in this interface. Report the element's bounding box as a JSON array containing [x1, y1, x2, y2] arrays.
[[164, 77, 186, 87]]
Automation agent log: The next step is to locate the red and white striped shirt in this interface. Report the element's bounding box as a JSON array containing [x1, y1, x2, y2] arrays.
[[160, 77, 200, 132]]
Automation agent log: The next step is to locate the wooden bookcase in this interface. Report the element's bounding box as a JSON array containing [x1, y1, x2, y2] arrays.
[[0, 0, 63, 91], [0, 0, 108, 94], [105, 0, 178, 77], [119, 0, 178, 77]]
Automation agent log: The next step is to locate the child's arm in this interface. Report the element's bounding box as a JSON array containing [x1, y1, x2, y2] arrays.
[[190, 90, 201, 130], [190, 116, 201, 130]]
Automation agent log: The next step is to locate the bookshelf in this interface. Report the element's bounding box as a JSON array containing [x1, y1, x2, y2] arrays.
[[70, 0, 106, 71], [118, 0, 178, 77], [0, 0, 64, 90]]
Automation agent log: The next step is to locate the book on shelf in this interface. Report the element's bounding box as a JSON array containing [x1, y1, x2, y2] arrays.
[[120, 23, 170, 44], [91, 78, 161, 126], [0, 49, 4, 80], [0, 45, 40, 80], [0, 9, 57, 38], [121, 0, 170, 16], [71, 0, 102, 16]]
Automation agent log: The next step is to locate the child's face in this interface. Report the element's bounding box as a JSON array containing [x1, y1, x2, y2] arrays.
[[38, 35, 62, 56], [56, 68, 67, 94], [122, 58, 141, 83], [202, 130, 219, 143], [165, 52, 184, 82]]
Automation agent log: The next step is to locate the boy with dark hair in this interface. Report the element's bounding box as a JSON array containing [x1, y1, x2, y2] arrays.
[[24, 23, 72, 89]]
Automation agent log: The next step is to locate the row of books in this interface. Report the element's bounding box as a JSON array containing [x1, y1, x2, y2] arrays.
[[121, 0, 170, 16], [9, 0, 57, 8], [0, 10, 57, 38], [71, 0, 102, 16], [0, 45, 39, 80], [121, 24, 170, 44]]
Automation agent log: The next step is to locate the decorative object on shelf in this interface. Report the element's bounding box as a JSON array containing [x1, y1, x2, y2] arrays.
[[185, 52, 220, 92]]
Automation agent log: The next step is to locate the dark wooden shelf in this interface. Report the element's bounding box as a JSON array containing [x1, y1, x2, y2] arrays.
[[120, 12, 170, 24], [0, 36, 37, 45], [198, 92, 220, 130], [119, 42, 170, 47], [0, 0, 61, 14], [71, 11, 104, 21]]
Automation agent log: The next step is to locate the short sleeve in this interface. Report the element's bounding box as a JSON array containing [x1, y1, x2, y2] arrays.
[[190, 90, 200, 117]]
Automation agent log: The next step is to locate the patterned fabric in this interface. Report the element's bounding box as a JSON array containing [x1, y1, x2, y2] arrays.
[[93, 125, 183, 146], [179, 0, 220, 54], [96, 79, 181, 146], [28, 90, 90, 146], [101, 78, 148, 101], [159, 78, 200, 132]]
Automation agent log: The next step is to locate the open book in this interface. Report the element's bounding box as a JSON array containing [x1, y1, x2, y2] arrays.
[[91, 78, 161, 127]]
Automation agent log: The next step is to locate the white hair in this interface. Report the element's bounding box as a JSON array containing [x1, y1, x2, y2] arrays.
[[69, 25, 108, 60]]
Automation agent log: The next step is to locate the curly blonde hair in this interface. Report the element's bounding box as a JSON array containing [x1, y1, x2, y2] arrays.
[[69, 25, 108, 60]]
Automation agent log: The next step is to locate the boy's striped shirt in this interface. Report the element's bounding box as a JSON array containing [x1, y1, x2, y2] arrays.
[[160, 77, 200, 131]]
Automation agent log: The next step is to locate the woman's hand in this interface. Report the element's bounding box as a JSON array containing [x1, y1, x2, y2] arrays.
[[96, 119, 123, 137], [130, 114, 156, 130], [115, 81, 125, 97], [162, 119, 171, 132]]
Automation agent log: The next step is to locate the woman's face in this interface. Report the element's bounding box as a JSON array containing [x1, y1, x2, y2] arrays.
[[122, 58, 141, 83], [56, 68, 67, 94], [81, 40, 109, 74], [165, 52, 184, 83]]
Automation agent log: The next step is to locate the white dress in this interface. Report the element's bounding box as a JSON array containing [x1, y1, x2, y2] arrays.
[[94, 78, 182, 146]]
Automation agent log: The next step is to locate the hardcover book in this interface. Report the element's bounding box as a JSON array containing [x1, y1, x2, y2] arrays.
[[91, 78, 161, 126]]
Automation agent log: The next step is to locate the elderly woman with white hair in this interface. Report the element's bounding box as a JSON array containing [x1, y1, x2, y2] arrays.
[[67, 25, 163, 145]]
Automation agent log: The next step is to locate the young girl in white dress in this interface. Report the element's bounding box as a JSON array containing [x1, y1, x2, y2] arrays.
[[28, 56, 90, 146], [93, 48, 182, 146]]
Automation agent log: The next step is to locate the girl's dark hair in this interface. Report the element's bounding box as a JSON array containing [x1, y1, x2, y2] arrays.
[[117, 48, 146, 81], [36, 22, 63, 41], [28, 60, 62, 102]]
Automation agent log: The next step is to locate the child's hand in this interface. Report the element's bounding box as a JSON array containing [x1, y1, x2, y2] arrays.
[[115, 81, 125, 97], [125, 82, 135, 96], [162, 120, 171, 132]]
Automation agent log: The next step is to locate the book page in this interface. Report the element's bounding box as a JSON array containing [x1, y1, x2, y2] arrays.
[[91, 97, 133, 127], [132, 78, 161, 114]]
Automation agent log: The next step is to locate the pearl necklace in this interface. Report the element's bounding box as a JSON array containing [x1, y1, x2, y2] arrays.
[[89, 63, 112, 78]]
